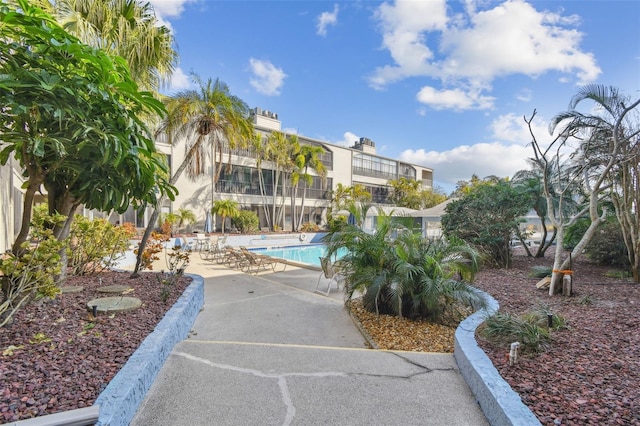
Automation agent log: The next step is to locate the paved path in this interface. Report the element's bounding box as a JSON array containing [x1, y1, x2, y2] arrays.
[[130, 255, 488, 426]]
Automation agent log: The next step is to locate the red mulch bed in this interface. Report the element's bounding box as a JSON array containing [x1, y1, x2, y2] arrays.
[[473, 253, 640, 425], [0, 271, 191, 423]]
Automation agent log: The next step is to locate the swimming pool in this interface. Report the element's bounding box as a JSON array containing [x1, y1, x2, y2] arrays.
[[252, 244, 346, 267]]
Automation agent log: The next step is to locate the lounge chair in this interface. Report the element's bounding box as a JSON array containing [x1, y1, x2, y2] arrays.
[[315, 256, 343, 296], [217, 247, 247, 269], [239, 246, 283, 274]]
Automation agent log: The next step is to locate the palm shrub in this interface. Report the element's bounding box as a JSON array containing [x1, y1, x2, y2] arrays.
[[323, 216, 486, 322]]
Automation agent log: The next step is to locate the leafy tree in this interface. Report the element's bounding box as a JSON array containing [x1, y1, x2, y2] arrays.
[[421, 187, 448, 209], [583, 218, 629, 269], [388, 177, 421, 208], [133, 75, 253, 274], [0, 0, 174, 267], [324, 217, 485, 321], [441, 180, 530, 268], [212, 199, 239, 234]]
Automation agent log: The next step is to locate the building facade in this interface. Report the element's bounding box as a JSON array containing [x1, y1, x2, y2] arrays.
[[0, 107, 434, 250]]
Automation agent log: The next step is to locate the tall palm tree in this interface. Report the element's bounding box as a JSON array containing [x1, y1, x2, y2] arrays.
[[132, 75, 253, 274], [32, 0, 177, 93], [292, 145, 326, 231], [257, 131, 299, 231]]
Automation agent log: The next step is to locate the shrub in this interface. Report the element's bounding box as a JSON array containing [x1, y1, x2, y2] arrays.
[[68, 216, 135, 276], [300, 222, 320, 232], [529, 265, 552, 278], [1, 211, 66, 327], [583, 219, 629, 268], [233, 210, 259, 233], [563, 217, 589, 250], [134, 231, 169, 271]]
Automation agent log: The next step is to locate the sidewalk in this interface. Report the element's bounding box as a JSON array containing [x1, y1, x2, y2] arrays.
[[129, 255, 488, 425]]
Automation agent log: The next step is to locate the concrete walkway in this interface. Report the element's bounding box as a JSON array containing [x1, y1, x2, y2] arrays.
[[130, 255, 488, 426]]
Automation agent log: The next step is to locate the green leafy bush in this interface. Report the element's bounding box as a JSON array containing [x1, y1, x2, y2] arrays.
[[1, 211, 66, 327], [583, 219, 629, 268], [232, 210, 259, 234], [563, 218, 589, 250], [529, 265, 552, 278], [68, 216, 136, 276]]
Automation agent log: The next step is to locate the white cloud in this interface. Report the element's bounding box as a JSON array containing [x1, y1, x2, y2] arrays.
[[317, 4, 339, 37], [416, 86, 495, 110], [249, 58, 287, 96], [400, 142, 531, 190], [398, 112, 559, 190], [166, 67, 192, 92], [332, 131, 360, 147], [370, 0, 601, 111], [148, 0, 198, 19]]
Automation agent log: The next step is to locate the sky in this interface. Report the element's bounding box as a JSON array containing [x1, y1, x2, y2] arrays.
[[148, 0, 639, 194]]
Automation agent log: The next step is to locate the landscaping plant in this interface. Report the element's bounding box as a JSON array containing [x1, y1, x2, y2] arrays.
[[324, 216, 485, 322], [68, 216, 136, 276], [0, 211, 66, 327]]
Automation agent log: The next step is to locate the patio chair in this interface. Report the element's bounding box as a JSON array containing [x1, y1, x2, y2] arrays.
[[194, 233, 208, 251], [315, 256, 343, 296], [239, 246, 284, 274], [199, 236, 220, 261]]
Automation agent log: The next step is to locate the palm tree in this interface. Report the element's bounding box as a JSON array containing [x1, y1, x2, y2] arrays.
[[257, 131, 299, 231], [212, 199, 239, 234], [33, 0, 177, 93], [132, 75, 253, 274], [548, 85, 640, 283], [293, 145, 326, 231], [324, 216, 485, 321]]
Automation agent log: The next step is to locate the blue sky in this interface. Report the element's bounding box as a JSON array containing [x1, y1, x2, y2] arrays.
[[148, 0, 639, 193]]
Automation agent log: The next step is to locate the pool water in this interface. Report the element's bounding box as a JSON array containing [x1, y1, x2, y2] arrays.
[[252, 244, 347, 267]]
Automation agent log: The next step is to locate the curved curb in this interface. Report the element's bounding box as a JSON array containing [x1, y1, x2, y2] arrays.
[[94, 274, 204, 426], [454, 289, 541, 426]]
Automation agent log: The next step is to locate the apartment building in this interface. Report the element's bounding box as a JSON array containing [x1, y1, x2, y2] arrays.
[[0, 107, 434, 249], [162, 108, 434, 231]]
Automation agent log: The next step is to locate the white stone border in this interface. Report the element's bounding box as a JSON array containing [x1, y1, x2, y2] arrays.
[[94, 274, 204, 426], [454, 289, 541, 426]]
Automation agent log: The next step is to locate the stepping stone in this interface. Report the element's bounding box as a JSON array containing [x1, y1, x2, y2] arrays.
[[97, 285, 133, 294], [59, 286, 84, 294], [87, 297, 142, 313]]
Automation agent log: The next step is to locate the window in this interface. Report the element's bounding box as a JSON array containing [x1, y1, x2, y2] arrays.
[[352, 153, 397, 179]]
